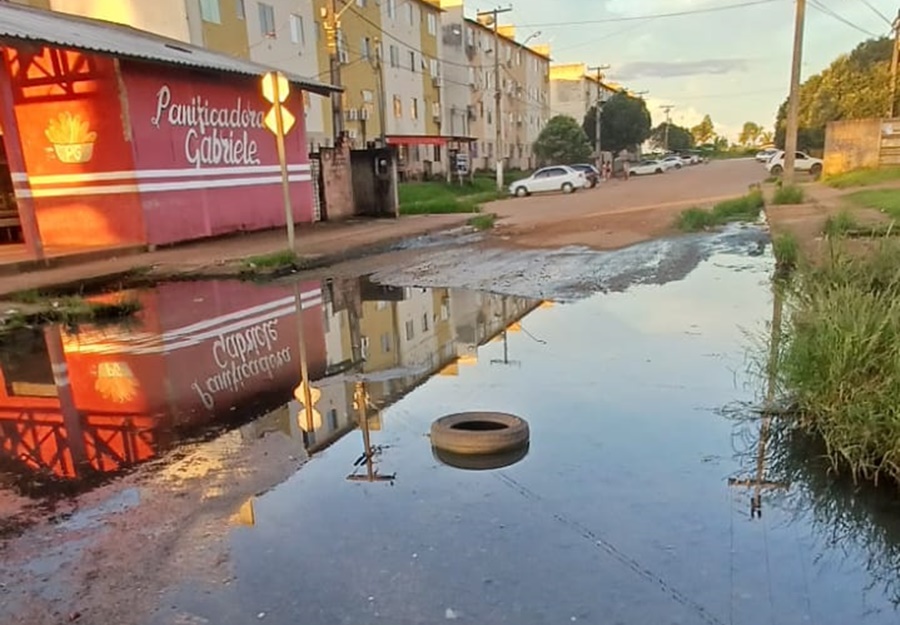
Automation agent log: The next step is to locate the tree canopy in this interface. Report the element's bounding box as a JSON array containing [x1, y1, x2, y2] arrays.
[[774, 37, 892, 151], [739, 122, 763, 146], [691, 114, 716, 145], [583, 92, 652, 154], [649, 122, 694, 152], [533, 115, 593, 165]]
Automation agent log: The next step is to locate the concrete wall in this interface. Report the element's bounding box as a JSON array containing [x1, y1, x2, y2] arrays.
[[320, 140, 354, 220], [823, 118, 884, 176]]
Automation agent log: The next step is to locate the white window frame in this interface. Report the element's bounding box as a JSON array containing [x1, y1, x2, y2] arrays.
[[389, 44, 399, 68], [290, 13, 305, 45], [235, 0, 245, 20], [387, 0, 395, 19], [427, 13, 436, 36], [258, 2, 276, 38], [199, 0, 221, 24]]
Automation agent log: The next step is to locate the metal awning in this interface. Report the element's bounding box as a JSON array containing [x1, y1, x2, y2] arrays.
[[0, 2, 341, 96]]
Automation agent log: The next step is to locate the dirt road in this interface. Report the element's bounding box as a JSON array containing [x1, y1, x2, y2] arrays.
[[487, 158, 765, 250]]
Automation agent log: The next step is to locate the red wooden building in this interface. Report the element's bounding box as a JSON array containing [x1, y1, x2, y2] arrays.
[[0, 3, 338, 259]]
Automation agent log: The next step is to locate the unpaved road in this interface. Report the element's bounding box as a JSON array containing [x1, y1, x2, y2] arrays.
[[488, 158, 764, 250]]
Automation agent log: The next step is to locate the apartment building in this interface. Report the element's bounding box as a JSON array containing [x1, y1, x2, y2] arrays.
[[549, 63, 617, 126], [12, 0, 250, 58], [245, 1, 328, 148]]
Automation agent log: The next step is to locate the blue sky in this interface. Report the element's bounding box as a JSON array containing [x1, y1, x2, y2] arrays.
[[496, 0, 895, 140]]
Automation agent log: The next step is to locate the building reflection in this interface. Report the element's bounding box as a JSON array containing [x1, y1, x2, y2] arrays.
[[0, 277, 540, 494]]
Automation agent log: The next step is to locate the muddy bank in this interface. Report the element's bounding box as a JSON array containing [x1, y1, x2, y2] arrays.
[[365, 224, 769, 301]]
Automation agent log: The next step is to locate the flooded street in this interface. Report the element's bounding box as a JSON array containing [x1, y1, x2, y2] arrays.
[[3, 230, 900, 625]]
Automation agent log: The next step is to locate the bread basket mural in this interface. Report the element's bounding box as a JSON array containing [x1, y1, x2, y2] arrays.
[[45, 112, 98, 164]]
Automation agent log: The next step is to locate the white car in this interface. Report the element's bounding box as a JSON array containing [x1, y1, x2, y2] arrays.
[[509, 165, 586, 197], [630, 160, 667, 176], [756, 148, 778, 163], [660, 155, 685, 170], [766, 150, 823, 177]]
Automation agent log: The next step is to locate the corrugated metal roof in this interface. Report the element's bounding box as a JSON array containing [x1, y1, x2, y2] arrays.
[[0, 2, 341, 96]]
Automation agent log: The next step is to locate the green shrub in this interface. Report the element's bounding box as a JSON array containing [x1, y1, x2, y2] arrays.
[[243, 249, 296, 269], [773, 185, 805, 205], [823, 210, 858, 237], [468, 213, 496, 230], [676, 207, 717, 232], [712, 190, 764, 221], [772, 233, 799, 273]]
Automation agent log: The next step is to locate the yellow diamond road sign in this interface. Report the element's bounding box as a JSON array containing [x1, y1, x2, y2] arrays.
[[262, 71, 289, 103], [265, 106, 295, 135]]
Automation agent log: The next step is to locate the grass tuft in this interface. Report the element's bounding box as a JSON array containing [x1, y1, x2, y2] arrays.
[[772, 232, 799, 275], [467, 213, 496, 230], [823, 210, 859, 237], [675, 190, 764, 232], [772, 184, 805, 205], [399, 180, 505, 215], [824, 167, 900, 189], [243, 249, 297, 270], [845, 189, 900, 219]]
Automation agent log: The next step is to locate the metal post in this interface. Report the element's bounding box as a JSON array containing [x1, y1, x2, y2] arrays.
[[272, 77, 295, 252], [589, 65, 609, 170], [783, 0, 806, 184]]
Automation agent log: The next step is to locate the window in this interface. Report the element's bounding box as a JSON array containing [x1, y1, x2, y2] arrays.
[[465, 27, 474, 46], [258, 2, 275, 37], [429, 58, 439, 76], [236, 0, 245, 19], [327, 409, 338, 431], [361, 36, 371, 60], [356, 0, 366, 6], [387, 0, 395, 19], [407, 3, 414, 25], [411, 97, 418, 119], [361, 336, 370, 359], [393, 95, 402, 118], [290, 14, 305, 45], [362, 90, 374, 103], [434, 143, 441, 162], [199, 0, 221, 23], [389, 44, 399, 68], [405, 320, 415, 340], [427, 13, 437, 35], [380, 333, 392, 353], [422, 313, 429, 332], [409, 50, 416, 72]]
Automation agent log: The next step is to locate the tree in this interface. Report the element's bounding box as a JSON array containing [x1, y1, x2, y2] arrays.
[[533, 115, 592, 165], [691, 114, 716, 144], [649, 122, 694, 151], [583, 92, 652, 154], [774, 37, 892, 151], [739, 122, 762, 146], [759, 130, 774, 145]]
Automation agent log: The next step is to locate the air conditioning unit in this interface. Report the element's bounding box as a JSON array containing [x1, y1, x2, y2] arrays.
[[432, 75, 442, 88], [360, 108, 370, 121], [346, 108, 359, 121], [347, 128, 358, 140]]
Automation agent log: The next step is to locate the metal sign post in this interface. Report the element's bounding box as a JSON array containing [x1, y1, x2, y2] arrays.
[[262, 71, 297, 253]]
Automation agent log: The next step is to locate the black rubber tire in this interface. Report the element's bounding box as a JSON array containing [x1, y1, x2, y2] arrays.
[[433, 444, 529, 471], [430, 412, 530, 455], [655, 168, 663, 174], [515, 186, 528, 197], [810, 164, 822, 178], [562, 182, 574, 194], [770, 165, 783, 176]]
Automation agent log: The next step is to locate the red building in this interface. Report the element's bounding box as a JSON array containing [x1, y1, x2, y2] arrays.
[[0, 3, 338, 259]]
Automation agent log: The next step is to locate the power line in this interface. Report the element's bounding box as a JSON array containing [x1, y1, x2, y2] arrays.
[[808, 0, 882, 37], [515, 0, 781, 29], [858, 0, 893, 26]]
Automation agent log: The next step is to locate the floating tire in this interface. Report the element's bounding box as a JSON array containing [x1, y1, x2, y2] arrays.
[[430, 412, 529, 455], [433, 444, 529, 471]]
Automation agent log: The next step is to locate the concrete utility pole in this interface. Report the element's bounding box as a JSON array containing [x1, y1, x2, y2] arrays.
[[783, 0, 806, 184], [374, 37, 387, 146], [589, 65, 610, 170], [660, 105, 674, 151], [890, 10, 900, 117], [478, 6, 513, 192]]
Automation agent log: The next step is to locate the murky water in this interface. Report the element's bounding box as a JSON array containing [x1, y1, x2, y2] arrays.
[[3, 241, 900, 625]]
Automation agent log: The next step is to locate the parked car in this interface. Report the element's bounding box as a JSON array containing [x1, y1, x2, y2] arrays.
[[755, 148, 778, 163], [661, 155, 685, 170], [630, 160, 666, 176], [509, 166, 587, 197], [766, 150, 823, 177], [570, 163, 601, 188]]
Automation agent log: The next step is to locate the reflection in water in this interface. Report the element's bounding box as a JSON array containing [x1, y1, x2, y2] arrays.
[[0, 277, 539, 496]]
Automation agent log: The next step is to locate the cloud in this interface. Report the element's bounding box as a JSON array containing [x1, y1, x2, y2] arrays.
[[616, 59, 749, 80]]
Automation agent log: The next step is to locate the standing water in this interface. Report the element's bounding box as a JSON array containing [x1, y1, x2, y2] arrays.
[[2, 242, 900, 625]]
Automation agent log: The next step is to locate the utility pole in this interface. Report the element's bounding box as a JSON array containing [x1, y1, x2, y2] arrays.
[[323, 0, 351, 142], [478, 6, 513, 192], [890, 10, 900, 117], [783, 0, 806, 184], [660, 105, 674, 152], [589, 65, 610, 171], [374, 37, 387, 146]]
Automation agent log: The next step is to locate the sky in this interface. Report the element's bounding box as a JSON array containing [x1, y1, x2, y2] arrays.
[[489, 0, 896, 141]]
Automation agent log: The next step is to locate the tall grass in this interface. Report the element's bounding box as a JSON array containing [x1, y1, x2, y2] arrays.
[[772, 184, 805, 205], [399, 180, 503, 215], [845, 189, 900, 219], [824, 167, 900, 189], [777, 241, 900, 485], [823, 210, 859, 237], [772, 232, 799, 275], [675, 190, 764, 232]]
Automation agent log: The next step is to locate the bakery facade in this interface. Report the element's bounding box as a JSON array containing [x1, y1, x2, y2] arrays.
[[0, 2, 338, 259]]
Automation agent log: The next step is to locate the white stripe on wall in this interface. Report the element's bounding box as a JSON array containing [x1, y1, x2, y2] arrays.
[[17, 173, 312, 198], [22, 164, 312, 186]]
